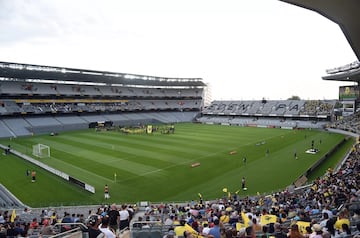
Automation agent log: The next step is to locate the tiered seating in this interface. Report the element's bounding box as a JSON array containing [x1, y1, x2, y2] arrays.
[[24, 117, 62, 134], [330, 111, 360, 134], [2, 118, 32, 136], [284, 100, 305, 116], [245, 101, 261, 114], [0, 120, 14, 137], [98, 86, 119, 96], [300, 100, 336, 116], [222, 102, 238, 114], [25, 117, 61, 127], [200, 99, 335, 129], [31, 83, 57, 95], [237, 101, 251, 114], [54, 116, 88, 131], [0, 81, 34, 95], [52, 84, 76, 95], [79, 115, 108, 123], [2, 100, 22, 114], [257, 101, 277, 115], [0, 185, 24, 208]]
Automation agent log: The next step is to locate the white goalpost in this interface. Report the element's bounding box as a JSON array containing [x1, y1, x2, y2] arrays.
[[32, 144, 50, 158]]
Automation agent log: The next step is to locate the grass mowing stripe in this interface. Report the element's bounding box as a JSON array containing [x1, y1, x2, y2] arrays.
[[49, 135, 200, 181], [60, 134, 189, 169], [0, 123, 350, 205], [0, 153, 97, 207], [36, 137, 161, 175], [32, 143, 141, 181], [47, 154, 115, 183], [83, 132, 229, 162], [83, 131, 225, 156]]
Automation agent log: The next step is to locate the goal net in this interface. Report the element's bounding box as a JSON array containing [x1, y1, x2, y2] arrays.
[[32, 144, 50, 158]]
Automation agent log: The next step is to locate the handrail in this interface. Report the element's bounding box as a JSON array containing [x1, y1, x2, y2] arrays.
[[45, 223, 85, 238]]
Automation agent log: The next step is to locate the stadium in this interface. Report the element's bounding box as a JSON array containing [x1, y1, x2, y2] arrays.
[[0, 1, 360, 238]]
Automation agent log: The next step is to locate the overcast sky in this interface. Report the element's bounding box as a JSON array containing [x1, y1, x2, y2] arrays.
[[0, 0, 357, 100]]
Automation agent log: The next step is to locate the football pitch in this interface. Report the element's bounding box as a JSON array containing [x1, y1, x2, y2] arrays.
[[0, 123, 352, 207]]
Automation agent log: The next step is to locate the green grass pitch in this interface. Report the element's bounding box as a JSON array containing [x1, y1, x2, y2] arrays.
[[0, 123, 352, 207]]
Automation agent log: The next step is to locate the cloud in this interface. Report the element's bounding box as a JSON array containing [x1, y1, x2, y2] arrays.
[[0, 0, 357, 100]]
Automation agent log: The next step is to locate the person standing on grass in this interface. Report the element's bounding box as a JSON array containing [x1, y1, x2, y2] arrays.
[[104, 184, 110, 199], [31, 170, 36, 182], [242, 177, 246, 190]]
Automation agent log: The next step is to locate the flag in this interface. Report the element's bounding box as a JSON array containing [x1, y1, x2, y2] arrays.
[[236, 222, 246, 231], [222, 188, 228, 193], [198, 193, 202, 198], [185, 223, 204, 237], [296, 221, 311, 234], [241, 212, 250, 227], [10, 209, 16, 223], [227, 192, 231, 199], [146, 125, 153, 134], [260, 214, 277, 225]]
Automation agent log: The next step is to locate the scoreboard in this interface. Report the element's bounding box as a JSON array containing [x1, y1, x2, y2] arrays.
[[339, 85, 359, 101]]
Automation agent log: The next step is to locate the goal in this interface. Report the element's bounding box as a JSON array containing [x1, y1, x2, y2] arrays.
[[32, 144, 50, 158]]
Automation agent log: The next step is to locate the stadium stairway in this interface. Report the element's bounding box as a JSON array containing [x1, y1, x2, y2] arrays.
[[0, 184, 26, 209]]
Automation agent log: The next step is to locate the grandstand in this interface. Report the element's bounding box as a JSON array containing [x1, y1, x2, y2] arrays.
[[199, 99, 336, 129], [0, 66, 359, 237], [0, 61, 205, 138]]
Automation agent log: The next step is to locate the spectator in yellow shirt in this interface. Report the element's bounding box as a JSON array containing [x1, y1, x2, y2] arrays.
[[334, 211, 350, 232], [174, 220, 187, 237]]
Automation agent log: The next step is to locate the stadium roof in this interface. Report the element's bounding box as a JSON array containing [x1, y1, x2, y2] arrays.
[[280, 0, 360, 61], [322, 61, 360, 82], [280, 0, 360, 83], [0, 61, 206, 87]]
